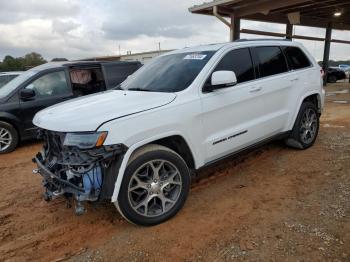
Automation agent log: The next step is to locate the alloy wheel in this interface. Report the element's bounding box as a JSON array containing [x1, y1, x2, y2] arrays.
[[0, 127, 12, 152], [128, 159, 182, 217], [299, 108, 317, 144]]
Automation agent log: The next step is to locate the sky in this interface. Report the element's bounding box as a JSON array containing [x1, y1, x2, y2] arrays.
[[0, 0, 349, 61]]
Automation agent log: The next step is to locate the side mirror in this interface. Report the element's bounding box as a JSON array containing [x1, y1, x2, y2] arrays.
[[20, 89, 36, 100], [204, 70, 237, 92], [211, 70, 237, 87]]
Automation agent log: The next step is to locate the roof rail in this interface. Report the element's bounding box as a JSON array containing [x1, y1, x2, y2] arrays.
[[234, 38, 292, 42]]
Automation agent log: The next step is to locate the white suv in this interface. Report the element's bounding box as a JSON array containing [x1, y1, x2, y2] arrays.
[[33, 40, 325, 226]]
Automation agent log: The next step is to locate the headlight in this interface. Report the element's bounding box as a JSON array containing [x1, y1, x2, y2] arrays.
[[63, 132, 108, 149]]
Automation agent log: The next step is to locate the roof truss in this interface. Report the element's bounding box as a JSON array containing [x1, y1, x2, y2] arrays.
[[189, 0, 350, 31]]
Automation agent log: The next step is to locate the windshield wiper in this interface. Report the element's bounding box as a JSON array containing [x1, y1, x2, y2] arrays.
[[127, 87, 154, 92], [113, 84, 123, 90]]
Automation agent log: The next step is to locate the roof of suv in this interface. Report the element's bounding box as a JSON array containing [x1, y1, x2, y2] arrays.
[[168, 39, 300, 54]]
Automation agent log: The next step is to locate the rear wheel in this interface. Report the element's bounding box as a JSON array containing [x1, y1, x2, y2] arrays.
[[117, 145, 190, 226], [0, 121, 18, 154], [285, 102, 319, 149], [327, 74, 337, 83]]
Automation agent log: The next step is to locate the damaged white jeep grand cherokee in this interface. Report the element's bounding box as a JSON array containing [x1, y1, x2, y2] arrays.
[[33, 40, 325, 226]]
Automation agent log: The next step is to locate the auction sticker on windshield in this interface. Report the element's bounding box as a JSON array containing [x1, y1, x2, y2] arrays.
[[184, 53, 207, 60]]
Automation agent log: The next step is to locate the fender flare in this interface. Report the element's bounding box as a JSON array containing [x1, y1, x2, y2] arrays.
[[0, 112, 22, 134], [288, 91, 322, 130], [110, 131, 197, 202]]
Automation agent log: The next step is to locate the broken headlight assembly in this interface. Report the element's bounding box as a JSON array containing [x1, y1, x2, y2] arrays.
[[63, 131, 108, 149], [33, 129, 126, 215]]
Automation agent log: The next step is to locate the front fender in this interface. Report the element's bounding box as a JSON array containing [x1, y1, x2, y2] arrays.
[[0, 112, 22, 132], [110, 131, 195, 203]]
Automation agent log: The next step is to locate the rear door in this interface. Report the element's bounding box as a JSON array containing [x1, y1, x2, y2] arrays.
[[280, 45, 315, 128], [249, 46, 292, 133], [19, 69, 73, 134]]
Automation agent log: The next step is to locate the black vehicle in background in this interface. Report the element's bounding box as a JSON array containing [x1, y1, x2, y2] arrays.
[[327, 67, 346, 83], [0, 61, 141, 153]]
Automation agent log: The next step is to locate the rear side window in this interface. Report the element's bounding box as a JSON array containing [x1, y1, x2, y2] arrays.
[[255, 46, 288, 78], [282, 46, 311, 70], [214, 48, 255, 83]]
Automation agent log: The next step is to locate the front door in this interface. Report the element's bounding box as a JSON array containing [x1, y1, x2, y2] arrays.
[[19, 70, 73, 135], [200, 46, 290, 164]]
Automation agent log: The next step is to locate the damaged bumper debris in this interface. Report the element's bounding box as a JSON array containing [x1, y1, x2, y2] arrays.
[[33, 130, 126, 215]]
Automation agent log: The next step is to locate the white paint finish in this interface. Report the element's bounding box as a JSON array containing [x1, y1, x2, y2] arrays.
[[33, 40, 324, 204], [211, 70, 237, 86], [33, 90, 176, 132], [200, 72, 292, 163]]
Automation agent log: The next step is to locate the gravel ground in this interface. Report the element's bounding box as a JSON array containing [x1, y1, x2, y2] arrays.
[[0, 83, 349, 262]]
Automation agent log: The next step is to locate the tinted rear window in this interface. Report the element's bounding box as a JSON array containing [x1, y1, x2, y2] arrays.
[[214, 48, 255, 83], [282, 46, 311, 70], [255, 46, 288, 78]]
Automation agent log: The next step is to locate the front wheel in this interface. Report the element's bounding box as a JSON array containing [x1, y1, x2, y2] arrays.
[[0, 121, 18, 154], [285, 101, 319, 149], [117, 145, 190, 226]]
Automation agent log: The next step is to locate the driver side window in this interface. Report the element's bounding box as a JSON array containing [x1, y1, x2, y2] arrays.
[[25, 71, 70, 98], [214, 48, 255, 84]]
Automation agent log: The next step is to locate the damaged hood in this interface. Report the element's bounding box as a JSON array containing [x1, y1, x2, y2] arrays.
[[33, 90, 176, 132]]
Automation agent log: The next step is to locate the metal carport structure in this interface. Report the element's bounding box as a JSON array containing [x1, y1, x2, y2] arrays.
[[189, 0, 350, 83]]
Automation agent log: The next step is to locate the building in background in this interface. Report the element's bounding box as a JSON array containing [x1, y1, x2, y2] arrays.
[[120, 50, 172, 63], [84, 50, 173, 64]]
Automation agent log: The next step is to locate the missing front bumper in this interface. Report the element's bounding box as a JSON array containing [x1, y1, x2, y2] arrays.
[[34, 156, 85, 195], [33, 136, 126, 214]]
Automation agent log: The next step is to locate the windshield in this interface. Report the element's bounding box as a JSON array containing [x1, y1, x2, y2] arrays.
[[0, 70, 37, 99], [120, 51, 215, 92]]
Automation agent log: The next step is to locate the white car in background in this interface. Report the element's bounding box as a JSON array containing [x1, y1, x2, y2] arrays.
[[338, 64, 350, 72], [33, 40, 325, 226], [0, 71, 23, 88]]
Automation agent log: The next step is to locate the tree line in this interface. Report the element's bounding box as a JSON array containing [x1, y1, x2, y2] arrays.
[[0, 52, 68, 72]]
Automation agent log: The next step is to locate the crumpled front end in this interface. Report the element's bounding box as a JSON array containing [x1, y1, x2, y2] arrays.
[[33, 129, 126, 215]]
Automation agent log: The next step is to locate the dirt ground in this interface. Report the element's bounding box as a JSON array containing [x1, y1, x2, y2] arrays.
[[0, 82, 349, 262]]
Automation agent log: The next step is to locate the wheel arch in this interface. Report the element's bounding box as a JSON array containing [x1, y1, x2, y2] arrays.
[[0, 113, 21, 141], [111, 132, 196, 203], [302, 93, 322, 114], [288, 91, 322, 131]]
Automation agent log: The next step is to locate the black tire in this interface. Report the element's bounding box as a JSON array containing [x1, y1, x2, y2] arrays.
[[0, 121, 19, 154], [327, 75, 337, 83], [117, 144, 190, 226], [285, 101, 319, 150]]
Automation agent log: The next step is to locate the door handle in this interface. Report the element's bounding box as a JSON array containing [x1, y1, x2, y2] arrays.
[[290, 77, 299, 82], [250, 86, 262, 93]]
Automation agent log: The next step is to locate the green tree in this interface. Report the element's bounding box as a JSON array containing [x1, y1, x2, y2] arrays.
[[0, 52, 47, 71], [22, 52, 47, 68], [1, 55, 21, 71]]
